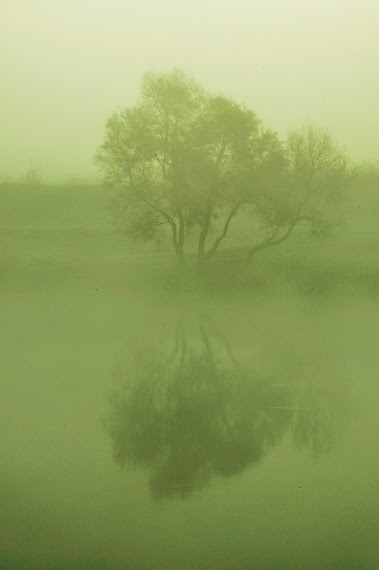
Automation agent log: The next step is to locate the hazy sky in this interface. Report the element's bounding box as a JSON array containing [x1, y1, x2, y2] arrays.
[[1, 0, 378, 182]]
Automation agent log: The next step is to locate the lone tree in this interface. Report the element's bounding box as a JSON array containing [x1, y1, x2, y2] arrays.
[[94, 69, 351, 267]]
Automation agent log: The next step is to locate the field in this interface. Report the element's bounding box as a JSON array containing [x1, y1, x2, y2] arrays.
[[1, 180, 377, 298]]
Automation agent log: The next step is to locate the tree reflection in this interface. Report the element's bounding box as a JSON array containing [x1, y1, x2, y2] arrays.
[[103, 315, 348, 499]]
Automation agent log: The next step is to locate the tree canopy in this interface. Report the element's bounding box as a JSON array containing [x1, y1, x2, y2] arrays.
[[94, 69, 352, 267]]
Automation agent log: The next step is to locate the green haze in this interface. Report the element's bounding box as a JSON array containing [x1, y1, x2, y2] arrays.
[[1, 1, 378, 567], [1, 176, 377, 568]]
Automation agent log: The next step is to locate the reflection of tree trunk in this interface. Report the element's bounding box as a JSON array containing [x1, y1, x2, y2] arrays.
[[178, 321, 187, 368], [212, 323, 239, 370], [167, 318, 187, 370], [202, 314, 240, 370], [199, 321, 214, 365], [169, 315, 240, 378]]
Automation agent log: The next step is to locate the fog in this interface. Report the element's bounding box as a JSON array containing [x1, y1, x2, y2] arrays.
[[1, 0, 379, 181], [1, 178, 378, 567], [1, 2, 378, 569]]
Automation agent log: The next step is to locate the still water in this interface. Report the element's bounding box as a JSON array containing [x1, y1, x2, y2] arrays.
[[1, 287, 377, 568]]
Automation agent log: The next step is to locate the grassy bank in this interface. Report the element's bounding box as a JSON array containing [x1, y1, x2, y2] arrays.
[[0, 181, 377, 300]]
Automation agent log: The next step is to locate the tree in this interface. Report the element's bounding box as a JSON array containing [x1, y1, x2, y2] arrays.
[[94, 70, 351, 268], [24, 160, 42, 187], [94, 69, 285, 268], [245, 126, 352, 260]]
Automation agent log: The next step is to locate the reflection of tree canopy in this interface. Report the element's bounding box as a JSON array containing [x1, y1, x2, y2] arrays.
[[292, 381, 348, 459], [104, 317, 346, 500]]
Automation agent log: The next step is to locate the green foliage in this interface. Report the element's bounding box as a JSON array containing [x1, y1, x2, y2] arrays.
[[94, 70, 351, 265]]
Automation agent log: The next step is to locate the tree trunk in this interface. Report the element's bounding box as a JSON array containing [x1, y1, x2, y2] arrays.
[[197, 199, 213, 267], [174, 244, 186, 268], [176, 213, 186, 269], [196, 203, 241, 274]]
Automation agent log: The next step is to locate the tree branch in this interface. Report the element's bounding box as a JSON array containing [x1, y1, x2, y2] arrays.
[[141, 197, 175, 228], [136, 194, 180, 253], [205, 202, 243, 260], [247, 219, 298, 260]]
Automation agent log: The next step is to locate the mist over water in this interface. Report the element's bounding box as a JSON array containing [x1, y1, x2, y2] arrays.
[[1, 182, 377, 568]]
